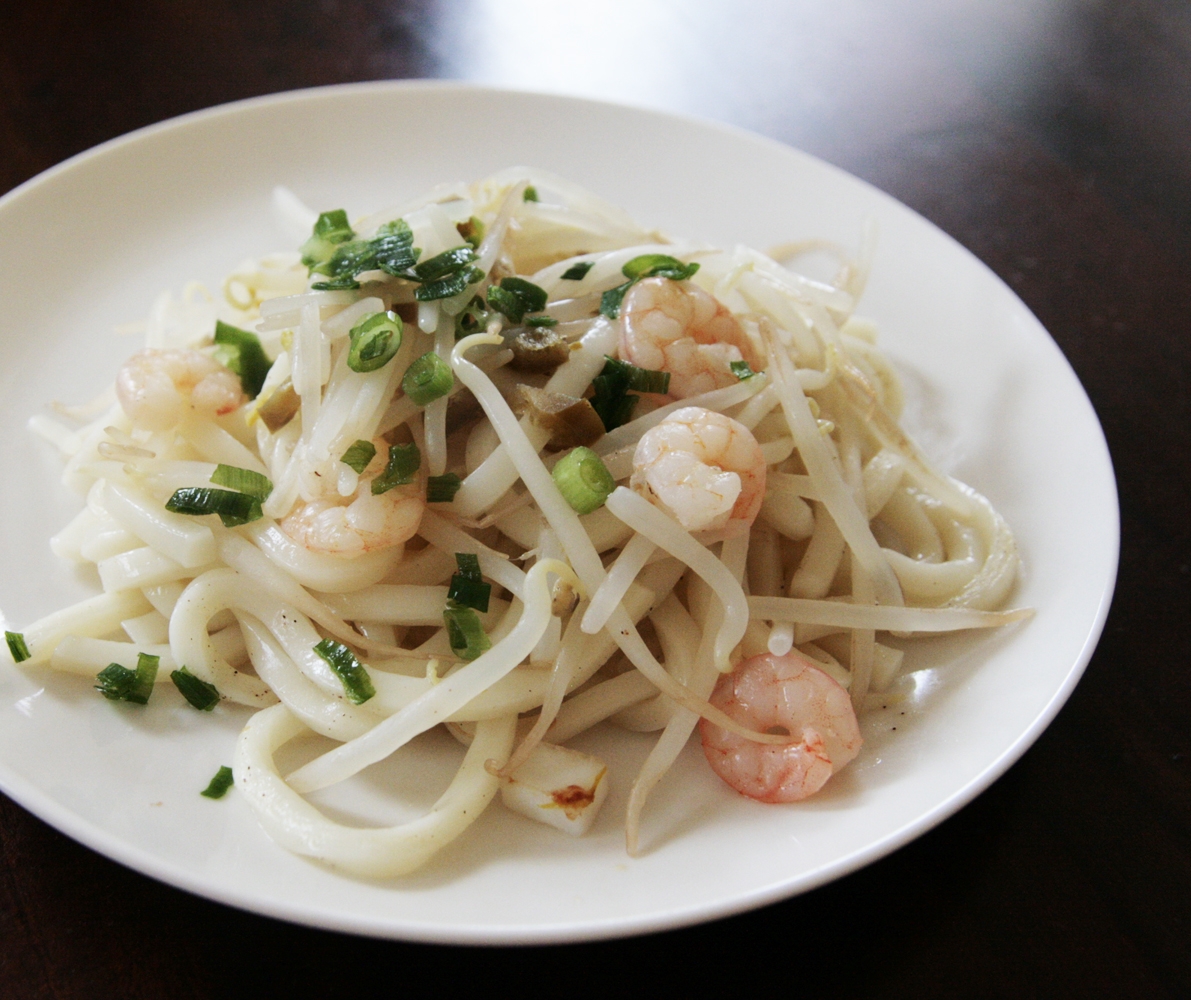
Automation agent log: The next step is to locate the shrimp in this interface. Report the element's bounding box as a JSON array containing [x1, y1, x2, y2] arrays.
[[116, 348, 245, 431], [699, 650, 862, 803], [630, 406, 766, 533], [280, 441, 425, 557], [618, 277, 764, 398]]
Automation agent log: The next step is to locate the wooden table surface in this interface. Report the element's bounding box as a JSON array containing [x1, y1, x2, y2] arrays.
[[2, 2, 1188, 996]]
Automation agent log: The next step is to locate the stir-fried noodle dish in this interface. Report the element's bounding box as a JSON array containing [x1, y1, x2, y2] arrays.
[[11, 169, 1028, 877]]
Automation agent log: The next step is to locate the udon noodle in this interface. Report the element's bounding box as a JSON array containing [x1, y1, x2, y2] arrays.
[[13, 169, 1027, 876]]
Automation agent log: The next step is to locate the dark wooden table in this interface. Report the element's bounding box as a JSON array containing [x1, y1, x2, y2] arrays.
[[2, 2, 1188, 996]]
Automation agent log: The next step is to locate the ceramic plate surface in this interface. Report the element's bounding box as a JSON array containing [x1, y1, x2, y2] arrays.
[[0, 82, 1118, 944]]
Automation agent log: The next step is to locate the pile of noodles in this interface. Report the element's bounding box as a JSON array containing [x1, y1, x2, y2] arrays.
[[18, 168, 1027, 876]]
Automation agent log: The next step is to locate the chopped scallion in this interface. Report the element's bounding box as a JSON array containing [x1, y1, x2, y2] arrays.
[[166, 487, 263, 527], [340, 439, 377, 475], [525, 314, 558, 328], [300, 209, 355, 271], [561, 260, 595, 281], [447, 552, 490, 612], [371, 443, 421, 495], [402, 352, 454, 406], [523, 186, 540, 202], [171, 667, 220, 711], [201, 766, 234, 799], [426, 473, 463, 503], [95, 653, 158, 705], [443, 607, 491, 661], [5, 631, 30, 663], [348, 310, 403, 373], [209, 464, 273, 500], [213, 321, 273, 398], [454, 552, 482, 578], [372, 219, 419, 275], [730, 360, 759, 380], [552, 446, 615, 515], [313, 639, 376, 704], [621, 253, 700, 282], [415, 266, 484, 301], [414, 245, 478, 282], [486, 276, 549, 324], [599, 280, 633, 320], [600, 356, 671, 395]]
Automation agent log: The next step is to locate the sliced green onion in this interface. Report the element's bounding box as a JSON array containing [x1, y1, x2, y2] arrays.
[[313, 639, 376, 704], [601, 356, 671, 395], [599, 280, 633, 320], [371, 443, 421, 495], [447, 552, 490, 612], [443, 607, 491, 661], [95, 653, 158, 705], [414, 245, 478, 282], [486, 285, 524, 323], [454, 552, 482, 578], [213, 321, 273, 398], [486, 276, 549, 323], [95, 664, 136, 701], [201, 766, 234, 799], [171, 667, 220, 711], [588, 356, 670, 432], [209, 464, 273, 500], [300, 209, 355, 271], [166, 487, 263, 527], [311, 276, 361, 292], [348, 310, 403, 373], [448, 576, 490, 613], [372, 219, 419, 275], [730, 360, 759, 380], [523, 185, 540, 202], [621, 253, 700, 282], [402, 352, 454, 406], [426, 473, 463, 503], [5, 631, 30, 663], [340, 439, 377, 474], [525, 314, 558, 328], [552, 446, 615, 515], [316, 239, 376, 282], [589, 378, 637, 431], [561, 260, 595, 281], [415, 266, 484, 301]]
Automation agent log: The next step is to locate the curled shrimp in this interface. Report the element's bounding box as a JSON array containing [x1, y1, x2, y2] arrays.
[[280, 441, 425, 557], [618, 277, 764, 398], [116, 348, 245, 431], [630, 406, 765, 533], [699, 650, 862, 803]]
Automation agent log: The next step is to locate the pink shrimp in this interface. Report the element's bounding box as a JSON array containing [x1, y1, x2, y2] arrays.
[[280, 440, 425, 557], [618, 277, 764, 398], [699, 650, 862, 803], [116, 348, 245, 431], [630, 406, 766, 533]]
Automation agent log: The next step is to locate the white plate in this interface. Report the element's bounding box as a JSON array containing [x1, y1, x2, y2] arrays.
[[0, 82, 1118, 944]]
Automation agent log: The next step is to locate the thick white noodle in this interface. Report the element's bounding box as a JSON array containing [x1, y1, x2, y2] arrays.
[[235, 704, 515, 878]]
